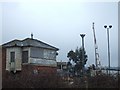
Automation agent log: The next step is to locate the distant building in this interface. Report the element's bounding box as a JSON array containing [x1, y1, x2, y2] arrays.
[[2, 36, 59, 88], [57, 61, 67, 70], [57, 61, 68, 77]]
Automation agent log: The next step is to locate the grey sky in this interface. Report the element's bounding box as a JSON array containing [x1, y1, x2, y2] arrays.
[[1, 1, 118, 67]]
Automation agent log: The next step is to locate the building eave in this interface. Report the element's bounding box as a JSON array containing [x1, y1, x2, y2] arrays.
[[2, 38, 59, 51]]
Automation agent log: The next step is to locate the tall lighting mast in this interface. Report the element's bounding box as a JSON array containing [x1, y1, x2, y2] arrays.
[[80, 34, 85, 75]]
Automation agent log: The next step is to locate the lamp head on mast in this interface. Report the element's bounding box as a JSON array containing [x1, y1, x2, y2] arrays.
[[92, 22, 95, 29], [80, 34, 85, 38]]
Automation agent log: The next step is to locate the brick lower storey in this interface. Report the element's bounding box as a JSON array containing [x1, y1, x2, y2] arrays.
[[2, 65, 57, 88]]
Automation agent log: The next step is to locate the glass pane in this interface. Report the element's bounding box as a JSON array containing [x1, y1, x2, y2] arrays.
[[22, 51, 28, 63], [10, 52, 15, 62]]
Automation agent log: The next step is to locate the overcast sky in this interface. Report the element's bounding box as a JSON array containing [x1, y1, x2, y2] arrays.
[[1, 1, 118, 67]]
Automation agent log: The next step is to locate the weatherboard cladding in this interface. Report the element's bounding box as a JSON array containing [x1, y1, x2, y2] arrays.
[[2, 38, 59, 51]]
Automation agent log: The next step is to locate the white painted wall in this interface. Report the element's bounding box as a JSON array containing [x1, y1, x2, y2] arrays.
[[30, 58, 57, 67], [6, 47, 22, 71]]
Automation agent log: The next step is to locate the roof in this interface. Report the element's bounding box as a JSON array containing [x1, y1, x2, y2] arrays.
[[2, 38, 59, 51]]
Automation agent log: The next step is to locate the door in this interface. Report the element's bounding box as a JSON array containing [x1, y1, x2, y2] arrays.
[[10, 52, 15, 70], [22, 51, 28, 63]]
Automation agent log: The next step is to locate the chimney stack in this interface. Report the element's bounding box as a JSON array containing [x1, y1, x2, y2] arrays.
[[31, 33, 33, 39]]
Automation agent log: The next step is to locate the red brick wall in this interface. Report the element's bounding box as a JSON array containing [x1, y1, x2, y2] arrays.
[[2, 47, 6, 88], [2, 56, 57, 88], [21, 64, 57, 77], [2, 47, 6, 73], [2, 65, 57, 88]]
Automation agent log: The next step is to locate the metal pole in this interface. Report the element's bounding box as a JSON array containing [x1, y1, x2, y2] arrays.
[[61, 60, 62, 70], [80, 34, 85, 75], [104, 25, 112, 75], [107, 28, 110, 75]]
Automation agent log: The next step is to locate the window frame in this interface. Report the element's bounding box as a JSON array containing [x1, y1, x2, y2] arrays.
[[10, 51, 15, 62]]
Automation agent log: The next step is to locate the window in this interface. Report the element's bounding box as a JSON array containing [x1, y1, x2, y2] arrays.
[[30, 47, 44, 58], [44, 50, 56, 60], [50, 51, 56, 59], [10, 52, 15, 62], [22, 51, 28, 63]]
